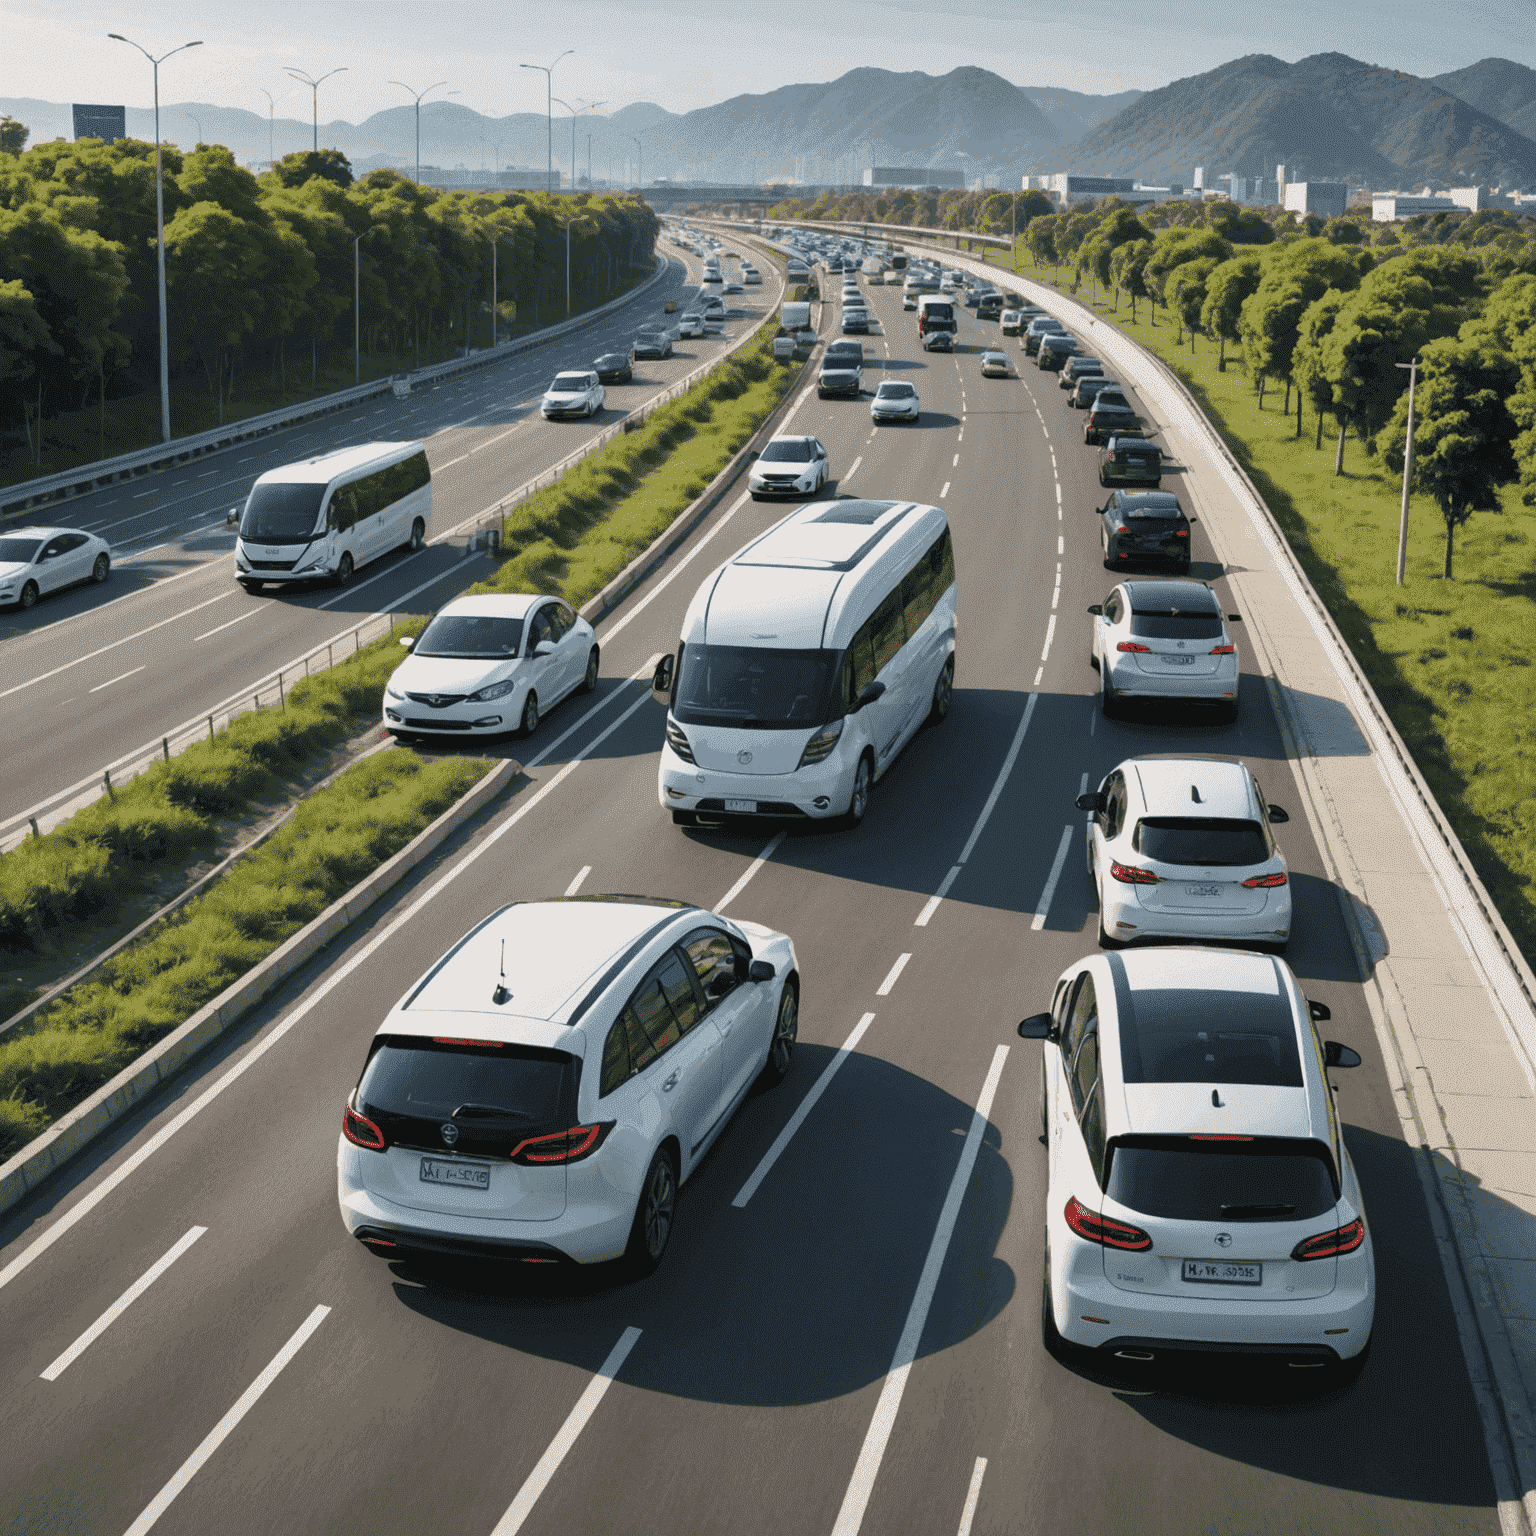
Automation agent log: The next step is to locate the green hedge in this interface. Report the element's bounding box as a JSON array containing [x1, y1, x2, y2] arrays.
[[0, 748, 487, 1160]]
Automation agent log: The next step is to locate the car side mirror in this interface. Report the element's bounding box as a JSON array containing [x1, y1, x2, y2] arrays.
[[1086, 603, 1103, 616], [1188, 515, 1199, 525], [854, 680, 886, 712], [1075, 791, 1106, 813], [1308, 1000, 1332, 1022], [226, 508, 239, 527], [1324, 1041, 1361, 1069], [748, 959, 776, 983], [652, 654, 675, 702], [1228, 613, 1242, 623], [532, 640, 555, 658], [1017, 1013, 1059, 1042], [398, 636, 415, 650], [1267, 804, 1289, 823]]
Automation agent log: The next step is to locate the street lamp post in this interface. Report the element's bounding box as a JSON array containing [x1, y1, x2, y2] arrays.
[[552, 98, 605, 195], [520, 52, 572, 194], [633, 135, 643, 191], [258, 87, 285, 169], [108, 32, 202, 445], [1395, 357, 1420, 585], [285, 66, 347, 153], [184, 111, 203, 145], [487, 238, 500, 346], [390, 80, 456, 185]]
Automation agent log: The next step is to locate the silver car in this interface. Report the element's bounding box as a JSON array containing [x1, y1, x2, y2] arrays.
[[871, 380, 920, 423]]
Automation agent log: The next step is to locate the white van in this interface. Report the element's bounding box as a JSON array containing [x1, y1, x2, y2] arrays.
[[233, 441, 430, 592], [653, 499, 957, 829]]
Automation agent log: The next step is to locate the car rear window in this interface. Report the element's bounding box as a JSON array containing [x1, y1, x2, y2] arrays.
[[1120, 497, 1184, 521], [1116, 983, 1302, 1087], [1105, 1136, 1338, 1221], [1134, 817, 1269, 865], [1129, 610, 1223, 639]]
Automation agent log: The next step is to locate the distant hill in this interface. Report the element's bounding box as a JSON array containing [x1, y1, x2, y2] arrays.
[[1432, 59, 1536, 145], [1050, 52, 1536, 191], [1021, 86, 1143, 144]]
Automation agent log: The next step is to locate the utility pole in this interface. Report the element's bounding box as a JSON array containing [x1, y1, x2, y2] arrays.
[[390, 80, 455, 184], [1395, 357, 1420, 585], [520, 52, 572, 194], [259, 87, 284, 169], [285, 65, 347, 153]]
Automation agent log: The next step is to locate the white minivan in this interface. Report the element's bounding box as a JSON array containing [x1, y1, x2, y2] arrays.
[[653, 498, 957, 829], [233, 441, 430, 591]]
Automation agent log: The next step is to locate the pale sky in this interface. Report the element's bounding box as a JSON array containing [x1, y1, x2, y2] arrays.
[[5, 0, 1533, 122]]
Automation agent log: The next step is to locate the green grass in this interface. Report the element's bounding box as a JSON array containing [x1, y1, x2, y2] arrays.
[[0, 748, 487, 1161], [1006, 252, 1536, 967]]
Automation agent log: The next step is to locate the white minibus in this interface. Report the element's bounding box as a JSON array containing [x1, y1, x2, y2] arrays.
[[232, 441, 430, 592], [653, 499, 957, 829]]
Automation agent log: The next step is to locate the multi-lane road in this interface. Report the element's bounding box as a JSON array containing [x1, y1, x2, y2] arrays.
[[0, 246, 1504, 1535]]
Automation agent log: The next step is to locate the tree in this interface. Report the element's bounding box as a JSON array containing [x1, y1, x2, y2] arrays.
[[1239, 237, 1366, 408], [0, 277, 54, 384], [0, 116, 27, 155], [1077, 207, 1151, 303], [1200, 254, 1261, 369], [1110, 239, 1152, 324], [1292, 290, 1346, 445], [1026, 214, 1059, 276], [1145, 227, 1232, 309], [1379, 337, 1521, 578], [1203, 203, 1273, 246], [271, 149, 354, 190], [1167, 256, 1217, 350]]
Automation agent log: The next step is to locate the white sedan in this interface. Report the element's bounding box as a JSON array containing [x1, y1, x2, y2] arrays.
[[870, 381, 920, 424], [541, 371, 606, 420], [0, 526, 112, 610], [1077, 755, 1293, 950], [980, 350, 1014, 378], [384, 593, 599, 739]]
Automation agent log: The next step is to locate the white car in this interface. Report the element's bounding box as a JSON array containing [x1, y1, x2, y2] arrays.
[[870, 381, 920, 424], [748, 435, 830, 499], [980, 350, 1014, 378], [0, 526, 112, 609], [541, 371, 605, 420], [677, 312, 706, 338], [1018, 948, 1373, 1374], [1077, 756, 1293, 951], [338, 895, 799, 1274], [384, 593, 598, 739], [1089, 579, 1242, 722]]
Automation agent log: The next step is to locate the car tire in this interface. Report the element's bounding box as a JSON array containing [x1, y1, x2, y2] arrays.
[[758, 979, 799, 1088], [580, 646, 600, 693], [623, 1144, 678, 1279], [92, 553, 110, 584], [927, 656, 954, 726], [841, 752, 873, 831], [409, 518, 425, 552], [1100, 668, 1121, 720], [1041, 1243, 1081, 1364], [333, 552, 354, 587], [19, 581, 39, 611], [520, 691, 539, 737]]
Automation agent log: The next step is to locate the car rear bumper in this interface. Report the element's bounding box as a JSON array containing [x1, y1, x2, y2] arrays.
[[1105, 658, 1238, 703], [1101, 891, 1291, 944]]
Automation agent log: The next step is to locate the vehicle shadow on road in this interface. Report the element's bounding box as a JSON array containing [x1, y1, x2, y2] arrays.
[[384, 1046, 1016, 1405]]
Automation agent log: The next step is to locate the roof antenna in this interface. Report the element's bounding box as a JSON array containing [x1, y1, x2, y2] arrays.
[[492, 939, 510, 1006], [1192, 785, 1203, 803], [1211, 1088, 1223, 1108]]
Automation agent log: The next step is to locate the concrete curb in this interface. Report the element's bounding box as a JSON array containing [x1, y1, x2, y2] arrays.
[[0, 756, 518, 1219]]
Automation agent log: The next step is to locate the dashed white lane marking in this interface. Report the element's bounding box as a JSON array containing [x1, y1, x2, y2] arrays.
[[1051, 586, 1059, 610], [564, 865, 591, 897], [715, 831, 785, 914], [952, 454, 960, 468], [1057, 535, 1064, 555], [734, 1012, 877, 1208], [956, 1458, 988, 1536], [1034, 666, 1044, 686], [1031, 825, 1075, 932], [876, 953, 912, 997], [829, 1046, 1010, 1536], [915, 864, 962, 927], [88, 665, 145, 694], [40, 1226, 207, 1382], [940, 482, 950, 499], [489, 1327, 643, 1536], [1041, 615, 1057, 662], [121, 1304, 330, 1536], [193, 609, 258, 643], [1054, 483, 1061, 505], [845, 455, 863, 481]]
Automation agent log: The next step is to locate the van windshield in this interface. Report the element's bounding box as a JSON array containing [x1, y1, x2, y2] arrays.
[[672, 643, 841, 730], [239, 482, 326, 544]]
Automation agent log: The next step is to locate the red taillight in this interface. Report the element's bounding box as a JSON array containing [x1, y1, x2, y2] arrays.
[[509, 1123, 613, 1165], [1242, 871, 1288, 888], [1174, 529, 1189, 537], [1209, 643, 1236, 655], [1292, 1216, 1366, 1262], [1110, 860, 1160, 885], [1064, 1195, 1153, 1251], [343, 1103, 385, 1151], [1116, 640, 1151, 652]]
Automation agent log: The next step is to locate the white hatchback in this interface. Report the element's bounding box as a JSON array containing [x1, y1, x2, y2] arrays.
[[1089, 579, 1242, 721], [870, 381, 920, 424], [338, 896, 799, 1274], [0, 527, 112, 609], [541, 371, 605, 419], [1018, 948, 1373, 1374], [384, 593, 598, 739], [1078, 756, 1293, 951], [748, 435, 830, 499]]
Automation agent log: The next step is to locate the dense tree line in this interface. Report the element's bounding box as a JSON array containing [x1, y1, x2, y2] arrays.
[[769, 188, 1536, 577], [1, 128, 658, 457]]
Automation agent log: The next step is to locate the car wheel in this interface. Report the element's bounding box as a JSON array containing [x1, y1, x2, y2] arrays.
[[334, 552, 354, 587], [19, 581, 39, 611], [1100, 667, 1121, 720], [1041, 1242, 1078, 1363], [927, 656, 954, 725], [581, 645, 600, 693], [409, 518, 425, 552], [841, 752, 873, 830], [519, 691, 540, 737], [759, 980, 798, 1088], [624, 1145, 678, 1278], [91, 553, 110, 584]]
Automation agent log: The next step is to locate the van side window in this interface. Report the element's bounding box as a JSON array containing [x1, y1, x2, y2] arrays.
[[628, 978, 682, 1062], [930, 527, 955, 593], [403, 451, 430, 496], [328, 487, 357, 532], [848, 629, 876, 698], [868, 590, 904, 675]]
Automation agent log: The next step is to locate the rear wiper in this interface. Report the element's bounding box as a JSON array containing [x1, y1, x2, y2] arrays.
[[1219, 1203, 1296, 1218], [452, 1103, 532, 1121]]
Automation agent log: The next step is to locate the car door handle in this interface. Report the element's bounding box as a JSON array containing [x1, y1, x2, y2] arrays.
[[662, 1071, 680, 1091]]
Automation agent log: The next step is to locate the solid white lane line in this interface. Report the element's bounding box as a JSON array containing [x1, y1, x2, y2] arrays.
[[733, 1013, 876, 1208], [489, 1327, 642, 1536], [193, 610, 258, 643], [0, 669, 660, 1296], [956, 1457, 988, 1536], [1041, 613, 1056, 661], [315, 548, 487, 613], [915, 864, 962, 927], [716, 831, 785, 914], [1031, 825, 1075, 933], [829, 1046, 1009, 1536], [1040, 425, 1048, 438], [40, 1226, 207, 1381], [88, 666, 145, 694], [957, 692, 1038, 866], [940, 482, 950, 499], [564, 865, 591, 897], [120, 1304, 330, 1536], [876, 953, 911, 997]]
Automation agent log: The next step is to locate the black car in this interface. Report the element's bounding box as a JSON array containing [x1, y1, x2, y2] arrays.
[[633, 331, 673, 360], [825, 339, 864, 368], [1060, 357, 1103, 391], [1036, 334, 1078, 370], [1085, 390, 1143, 445], [1099, 436, 1163, 487], [923, 328, 955, 352], [1069, 374, 1118, 409], [840, 310, 870, 334], [818, 357, 862, 398], [592, 352, 633, 384], [1099, 490, 1194, 572], [976, 293, 1004, 321]]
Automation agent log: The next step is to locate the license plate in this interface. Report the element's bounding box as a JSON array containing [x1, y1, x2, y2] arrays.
[[724, 799, 757, 814], [1162, 655, 1195, 665], [1186, 884, 1223, 897], [420, 1157, 490, 1190], [1182, 1259, 1261, 1285]]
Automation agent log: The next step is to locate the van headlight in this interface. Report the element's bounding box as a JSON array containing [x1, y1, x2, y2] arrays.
[[666, 718, 696, 764], [466, 678, 518, 703], [385, 681, 405, 700], [797, 719, 842, 769]]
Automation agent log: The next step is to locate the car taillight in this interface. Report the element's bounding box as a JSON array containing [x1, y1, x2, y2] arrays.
[[1292, 1216, 1365, 1261], [1064, 1194, 1153, 1251], [1242, 871, 1288, 888], [1116, 640, 1151, 653], [343, 1103, 385, 1151], [1209, 643, 1236, 655], [665, 718, 695, 764], [1110, 860, 1161, 885], [509, 1123, 614, 1165], [1174, 529, 1189, 538]]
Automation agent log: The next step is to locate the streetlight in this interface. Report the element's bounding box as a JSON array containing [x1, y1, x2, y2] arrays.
[[258, 87, 287, 170], [108, 32, 203, 445], [1395, 357, 1420, 585], [486, 236, 501, 346], [183, 112, 203, 146], [520, 51, 572, 194], [633, 134, 644, 191], [353, 226, 384, 384], [285, 66, 347, 153], [390, 80, 456, 185], [552, 97, 605, 194]]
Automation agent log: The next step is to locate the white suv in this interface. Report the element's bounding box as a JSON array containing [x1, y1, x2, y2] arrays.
[[339, 897, 798, 1275], [1018, 948, 1373, 1374], [748, 435, 829, 499], [1089, 579, 1242, 721], [1079, 756, 1293, 951]]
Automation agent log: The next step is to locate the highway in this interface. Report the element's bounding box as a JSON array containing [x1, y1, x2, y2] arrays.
[[0, 255, 1503, 1535], [0, 240, 780, 846]]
